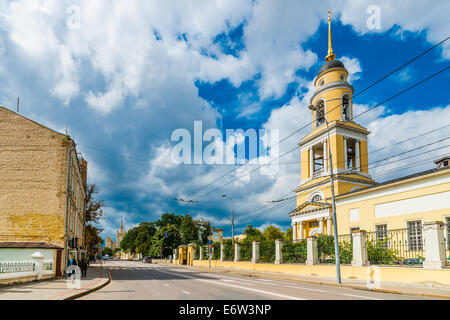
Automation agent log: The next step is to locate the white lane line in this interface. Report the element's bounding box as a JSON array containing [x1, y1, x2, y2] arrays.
[[285, 285, 326, 293], [341, 293, 383, 300], [182, 291, 191, 295], [154, 268, 305, 300], [259, 279, 275, 282]]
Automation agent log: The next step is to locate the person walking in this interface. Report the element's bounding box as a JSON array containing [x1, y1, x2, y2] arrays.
[[67, 254, 77, 279], [80, 256, 88, 278]]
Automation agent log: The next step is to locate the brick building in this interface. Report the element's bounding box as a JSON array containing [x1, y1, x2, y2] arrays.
[[0, 106, 87, 275]]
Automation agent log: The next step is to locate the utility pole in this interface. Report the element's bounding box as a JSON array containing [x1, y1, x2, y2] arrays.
[[16, 97, 19, 113], [326, 120, 341, 284], [221, 195, 234, 245]]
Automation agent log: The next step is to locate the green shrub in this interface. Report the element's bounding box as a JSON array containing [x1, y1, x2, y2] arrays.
[[367, 240, 399, 265], [282, 240, 306, 263], [259, 240, 275, 263], [239, 241, 252, 261]]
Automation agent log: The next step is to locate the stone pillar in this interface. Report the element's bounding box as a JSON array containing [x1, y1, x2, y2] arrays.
[[352, 230, 369, 267], [173, 249, 178, 262], [220, 244, 225, 262], [292, 222, 297, 242], [319, 218, 324, 234], [199, 246, 203, 261], [343, 137, 348, 170], [309, 147, 313, 178], [251, 241, 260, 264], [31, 252, 45, 280], [210, 246, 214, 260], [323, 139, 327, 173], [423, 221, 447, 269], [326, 217, 332, 236], [298, 222, 304, 240], [355, 140, 360, 171], [306, 237, 318, 265], [234, 243, 241, 262], [275, 240, 283, 265]]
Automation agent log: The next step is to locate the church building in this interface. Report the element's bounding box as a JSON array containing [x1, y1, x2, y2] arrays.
[[289, 12, 450, 246]]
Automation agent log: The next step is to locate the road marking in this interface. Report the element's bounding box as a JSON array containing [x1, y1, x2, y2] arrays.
[[259, 279, 275, 282], [164, 283, 170, 287], [154, 268, 305, 300], [285, 285, 326, 293], [182, 291, 191, 295], [341, 293, 383, 300]]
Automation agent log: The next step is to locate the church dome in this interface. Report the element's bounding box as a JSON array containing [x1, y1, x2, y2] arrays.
[[318, 59, 346, 76]]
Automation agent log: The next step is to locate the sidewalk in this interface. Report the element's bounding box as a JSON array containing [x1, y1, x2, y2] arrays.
[[0, 262, 110, 300], [156, 261, 450, 299]]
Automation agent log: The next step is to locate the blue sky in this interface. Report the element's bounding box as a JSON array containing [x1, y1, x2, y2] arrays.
[[0, 1, 449, 242]]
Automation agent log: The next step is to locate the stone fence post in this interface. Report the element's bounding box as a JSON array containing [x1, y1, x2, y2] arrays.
[[252, 241, 260, 264], [352, 230, 369, 267], [210, 246, 214, 260], [423, 221, 447, 269], [31, 252, 45, 280], [275, 240, 283, 264], [234, 243, 241, 262], [220, 244, 225, 262], [306, 237, 318, 265]]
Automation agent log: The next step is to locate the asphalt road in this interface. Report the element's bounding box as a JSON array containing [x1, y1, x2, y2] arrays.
[[79, 260, 431, 300]]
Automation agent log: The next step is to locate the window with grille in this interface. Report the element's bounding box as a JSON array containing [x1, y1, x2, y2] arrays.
[[316, 100, 325, 127], [309, 221, 319, 228], [375, 224, 388, 248], [342, 94, 351, 121], [446, 217, 450, 250], [311, 195, 322, 202], [407, 220, 423, 251]]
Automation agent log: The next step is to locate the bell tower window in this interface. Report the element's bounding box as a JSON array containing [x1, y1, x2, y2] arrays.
[[315, 100, 325, 127], [342, 94, 351, 121]]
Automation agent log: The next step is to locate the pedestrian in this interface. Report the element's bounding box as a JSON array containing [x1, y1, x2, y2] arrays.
[[67, 254, 77, 279], [80, 256, 88, 278]]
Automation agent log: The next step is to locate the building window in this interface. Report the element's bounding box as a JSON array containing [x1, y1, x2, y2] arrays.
[[342, 94, 351, 121], [315, 100, 325, 127], [319, 79, 325, 86], [312, 143, 325, 174], [340, 74, 345, 81], [350, 227, 360, 233], [375, 224, 388, 248], [445, 217, 450, 250], [311, 195, 322, 202], [309, 221, 319, 228], [407, 220, 423, 251], [346, 139, 356, 169]]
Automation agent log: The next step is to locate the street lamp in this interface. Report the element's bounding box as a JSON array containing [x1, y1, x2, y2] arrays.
[[221, 194, 235, 245]]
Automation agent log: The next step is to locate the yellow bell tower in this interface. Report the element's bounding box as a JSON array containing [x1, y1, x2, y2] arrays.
[[289, 11, 376, 239]]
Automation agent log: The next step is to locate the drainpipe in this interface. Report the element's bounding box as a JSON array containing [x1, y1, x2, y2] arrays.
[[64, 144, 74, 269]]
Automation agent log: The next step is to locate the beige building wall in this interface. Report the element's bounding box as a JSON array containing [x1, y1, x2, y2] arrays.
[[0, 107, 87, 272]]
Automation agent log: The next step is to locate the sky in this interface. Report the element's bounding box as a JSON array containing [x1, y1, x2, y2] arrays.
[[0, 0, 449, 242]]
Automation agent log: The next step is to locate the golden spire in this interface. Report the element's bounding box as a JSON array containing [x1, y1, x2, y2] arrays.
[[325, 10, 336, 62]]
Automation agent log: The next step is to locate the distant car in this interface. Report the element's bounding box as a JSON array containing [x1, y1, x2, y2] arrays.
[[143, 256, 152, 263]]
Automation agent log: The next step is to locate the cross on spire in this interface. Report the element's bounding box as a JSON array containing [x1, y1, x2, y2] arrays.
[[325, 10, 336, 62]]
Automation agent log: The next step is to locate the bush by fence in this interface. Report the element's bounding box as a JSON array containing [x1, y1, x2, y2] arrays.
[[260, 240, 275, 263], [282, 240, 306, 263]]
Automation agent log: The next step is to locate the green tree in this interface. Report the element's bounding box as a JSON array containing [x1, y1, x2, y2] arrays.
[[84, 184, 105, 255], [156, 212, 183, 229], [85, 224, 103, 257], [134, 222, 157, 255], [262, 225, 284, 241], [200, 222, 212, 245], [102, 247, 113, 256], [120, 227, 139, 253], [148, 224, 181, 258], [242, 224, 263, 243], [284, 227, 293, 241], [180, 214, 199, 244]]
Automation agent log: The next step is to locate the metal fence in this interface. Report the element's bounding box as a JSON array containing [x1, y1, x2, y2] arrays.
[[0, 262, 35, 274], [239, 242, 252, 261], [282, 240, 306, 263], [444, 223, 450, 266], [318, 234, 353, 264], [43, 261, 53, 271], [224, 244, 234, 261], [259, 240, 275, 263], [366, 228, 425, 266]]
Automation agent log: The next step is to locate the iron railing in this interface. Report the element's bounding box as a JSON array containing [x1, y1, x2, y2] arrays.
[[224, 244, 234, 261], [444, 223, 450, 266], [282, 239, 306, 263], [318, 234, 353, 264], [43, 261, 53, 271], [366, 228, 425, 266], [259, 240, 276, 263], [0, 262, 35, 274], [239, 242, 252, 261]]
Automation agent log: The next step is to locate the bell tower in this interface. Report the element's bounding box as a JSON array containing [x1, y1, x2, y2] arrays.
[[289, 11, 376, 240]]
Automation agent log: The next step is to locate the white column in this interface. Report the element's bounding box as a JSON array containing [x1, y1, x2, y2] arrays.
[[306, 237, 318, 265], [343, 137, 348, 171], [352, 230, 369, 267], [423, 221, 446, 269], [327, 217, 332, 235], [275, 240, 283, 265], [319, 218, 324, 234], [234, 243, 241, 262], [199, 247, 203, 261], [292, 222, 297, 242], [220, 244, 225, 262], [31, 252, 45, 280], [251, 241, 260, 264], [298, 222, 304, 240], [309, 147, 313, 178], [323, 139, 327, 173], [355, 140, 360, 171]]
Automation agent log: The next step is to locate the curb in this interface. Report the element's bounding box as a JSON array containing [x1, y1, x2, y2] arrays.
[[63, 266, 112, 300], [185, 264, 450, 300]]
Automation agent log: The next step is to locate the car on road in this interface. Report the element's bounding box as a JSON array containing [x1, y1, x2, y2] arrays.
[[143, 256, 152, 263]]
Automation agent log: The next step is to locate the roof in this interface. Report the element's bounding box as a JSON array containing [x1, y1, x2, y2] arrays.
[[336, 165, 450, 199], [0, 242, 63, 249], [434, 155, 450, 164], [317, 59, 346, 76]]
